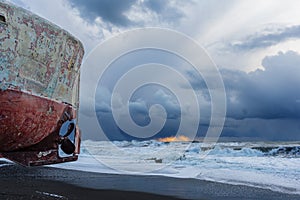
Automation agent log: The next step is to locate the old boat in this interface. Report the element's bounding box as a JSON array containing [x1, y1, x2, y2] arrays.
[[0, 2, 84, 166]]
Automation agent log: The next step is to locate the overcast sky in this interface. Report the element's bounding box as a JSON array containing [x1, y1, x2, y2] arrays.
[[8, 0, 300, 141]]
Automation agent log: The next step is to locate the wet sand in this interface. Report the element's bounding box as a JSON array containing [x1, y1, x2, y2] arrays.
[[0, 160, 300, 200]]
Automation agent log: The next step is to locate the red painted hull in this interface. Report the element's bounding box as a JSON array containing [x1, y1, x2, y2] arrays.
[[0, 89, 75, 151], [0, 90, 75, 151], [0, 88, 80, 166]]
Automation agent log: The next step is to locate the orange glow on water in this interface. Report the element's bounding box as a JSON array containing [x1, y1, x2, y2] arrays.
[[158, 135, 190, 142]]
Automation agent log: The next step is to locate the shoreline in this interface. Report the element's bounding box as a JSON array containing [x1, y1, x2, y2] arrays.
[[1, 160, 300, 200]]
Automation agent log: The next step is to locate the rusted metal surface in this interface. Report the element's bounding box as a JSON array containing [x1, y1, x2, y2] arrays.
[[0, 2, 84, 166], [0, 88, 76, 151]]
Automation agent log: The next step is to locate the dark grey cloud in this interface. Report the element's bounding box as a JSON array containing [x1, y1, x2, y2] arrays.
[[129, 101, 148, 115], [188, 50, 300, 140], [181, 51, 300, 140], [68, 0, 137, 26], [68, 0, 186, 26], [185, 51, 300, 120], [95, 87, 180, 120], [224, 50, 300, 119], [151, 89, 181, 119], [221, 118, 300, 141], [95, 87, 112, 113], [231, 25, 300, 50], [94, 88, 181, 140]]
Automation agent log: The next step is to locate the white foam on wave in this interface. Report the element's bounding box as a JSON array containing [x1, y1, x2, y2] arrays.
[[205, 146, 264, 157], [0, 158, 13, 167]]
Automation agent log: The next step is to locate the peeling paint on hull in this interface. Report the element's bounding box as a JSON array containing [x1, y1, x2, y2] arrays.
[[0, 88, 75, 152], [0, 2, 84, 166]]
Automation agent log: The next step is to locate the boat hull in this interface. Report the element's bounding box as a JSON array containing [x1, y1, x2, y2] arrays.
[[0, 2, 84, 166], [0, 88, 75, 152], [0, 88, 81, 166]]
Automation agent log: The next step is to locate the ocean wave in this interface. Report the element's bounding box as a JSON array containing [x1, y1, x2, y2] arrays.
[[267, 146, 300, 157], [82, 140, 300, 158]]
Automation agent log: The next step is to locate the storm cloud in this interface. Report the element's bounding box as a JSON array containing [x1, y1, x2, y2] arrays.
[[184, 50, 300, 120], [181, 50, 300, 140], [191, 50, 300, 139], [95, 87, 181, 121], [92, 51, 300, 140], [224, 50, 300, 119]]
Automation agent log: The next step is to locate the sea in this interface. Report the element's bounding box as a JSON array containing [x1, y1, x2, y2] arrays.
[[49, 139, 300, 195]]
